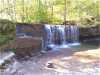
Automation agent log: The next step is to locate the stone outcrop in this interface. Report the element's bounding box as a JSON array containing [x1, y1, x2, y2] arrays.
[[4, 23, 100, 57], [8, 23, 44, 58], [8, 38, 42, 58], [16, 23, 44, 37], [79, 26, 100, 41]]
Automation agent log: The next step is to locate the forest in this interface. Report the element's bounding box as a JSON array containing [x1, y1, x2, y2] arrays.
[[0, 0, 100, 47], [0, 1, 100, 75], [0, 0, 99, 24]]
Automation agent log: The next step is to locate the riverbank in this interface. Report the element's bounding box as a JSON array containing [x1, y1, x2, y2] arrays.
[[0, 43, 100, 75]]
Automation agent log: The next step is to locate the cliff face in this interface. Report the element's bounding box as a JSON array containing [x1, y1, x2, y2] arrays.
[[5, 23, 100, 58], [8, 23, 44, 58], [9, 38, 42, 58], [79, 26, 100, 41], [16, 23, 44, 37]]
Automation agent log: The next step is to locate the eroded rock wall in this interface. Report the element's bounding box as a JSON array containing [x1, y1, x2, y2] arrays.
[[79, 26, 100, 41], [6, 23, 100, 58], [9, 23, 44, 58]]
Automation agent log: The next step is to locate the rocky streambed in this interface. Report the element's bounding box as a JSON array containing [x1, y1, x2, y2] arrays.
[[1, 47, 100, 75]]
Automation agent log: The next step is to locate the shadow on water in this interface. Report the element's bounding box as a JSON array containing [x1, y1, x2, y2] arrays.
[[71, 38, 100, 51]]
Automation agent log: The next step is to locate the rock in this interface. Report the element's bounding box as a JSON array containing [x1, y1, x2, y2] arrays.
[[79, 26, 100, 41], [16, 23, 44, 37], [8, 38, 42, 58], [47, 63, 55, 68], [7, 23, 44, 58]]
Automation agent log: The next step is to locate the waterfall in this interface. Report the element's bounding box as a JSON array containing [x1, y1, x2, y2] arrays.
[[43, 24, 80, 50], [43, 25, 53, 49], [58, 25, 66, 44]]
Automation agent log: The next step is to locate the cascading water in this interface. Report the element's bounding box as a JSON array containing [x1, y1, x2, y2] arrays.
[[68, 25, 80, 46], [58, 25, 66, 44], [43, 25, 53, 49], [43, 24, 80, 50]]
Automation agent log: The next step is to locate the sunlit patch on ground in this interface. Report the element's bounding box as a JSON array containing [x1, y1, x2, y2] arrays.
[[73, 48, 100, 63], [45, 56, 73, 73], [45, 48, 100, 73], [1, 47, 100, 75]]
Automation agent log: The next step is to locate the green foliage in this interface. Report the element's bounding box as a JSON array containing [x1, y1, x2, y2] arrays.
[[11, 48, 16, 53], [0, 0, 99, 24], [0, 35, 13, 46], [0, 19, 15, 34], [33, 0, 49, 23], [79, 15, 100, 27], [0, 19, 15, 47]]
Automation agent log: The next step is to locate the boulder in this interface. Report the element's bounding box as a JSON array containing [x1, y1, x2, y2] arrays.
[[8, 38, 42, 58], [13, 23, 44, 58]]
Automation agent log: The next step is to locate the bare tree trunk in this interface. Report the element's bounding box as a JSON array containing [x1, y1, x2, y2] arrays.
[[51, 3, 54, 23], [64, 0, 67, 25], [22, 0, 25, 22], [13, 0, 17, 22], [1, 0, 5, 18], [44, 0, 49, 23]]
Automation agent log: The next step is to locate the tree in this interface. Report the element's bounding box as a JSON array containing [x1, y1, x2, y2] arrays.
[[0, 0, 99, 24], [33, 0, 48, 23]]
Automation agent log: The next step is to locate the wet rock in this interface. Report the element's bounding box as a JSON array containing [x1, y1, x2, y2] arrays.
[[16, 23, 44, 37], [47, 63, 55, 68]]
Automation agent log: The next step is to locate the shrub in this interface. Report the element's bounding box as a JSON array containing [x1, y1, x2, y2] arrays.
[[0, 35, 13, 46], [0, 19, 15, 35]]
